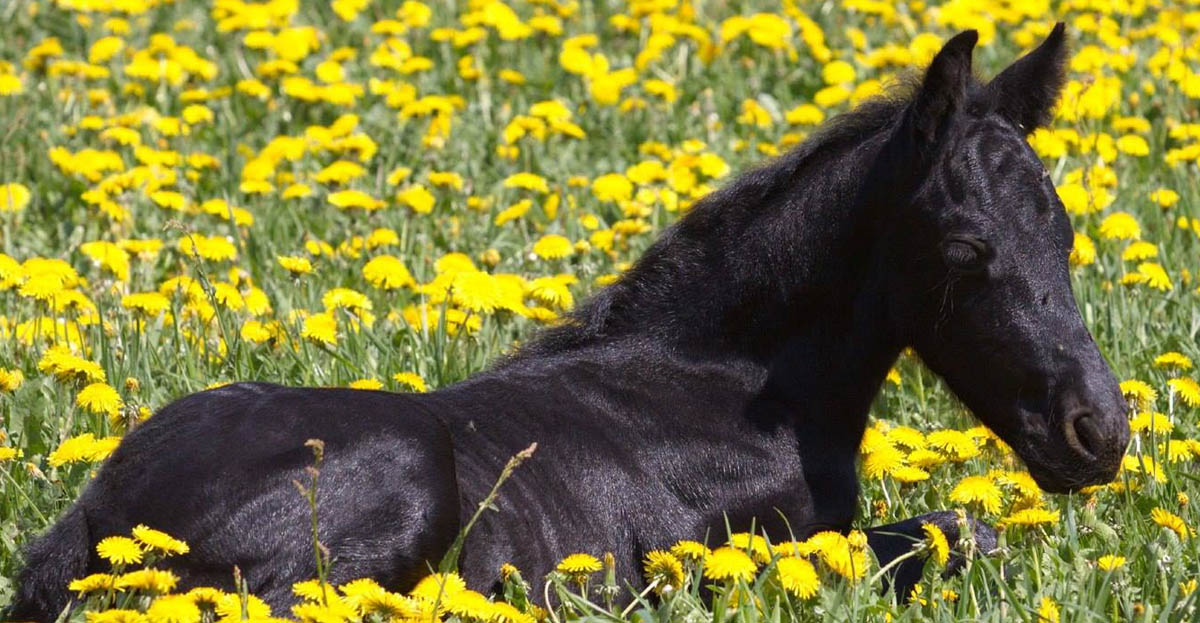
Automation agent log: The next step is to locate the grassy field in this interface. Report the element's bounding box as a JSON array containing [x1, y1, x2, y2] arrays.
[[1, 0, 1199, 621]]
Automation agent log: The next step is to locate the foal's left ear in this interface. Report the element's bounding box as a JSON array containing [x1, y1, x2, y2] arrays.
[[906, 30, 977, 149], [983, 23, 1068, 133]]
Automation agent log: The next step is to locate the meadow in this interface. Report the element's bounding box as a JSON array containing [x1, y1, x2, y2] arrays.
[[0, 0, 1199, 620]]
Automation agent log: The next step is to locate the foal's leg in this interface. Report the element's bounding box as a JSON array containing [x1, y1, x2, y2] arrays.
[[865, 510, 998, 600]]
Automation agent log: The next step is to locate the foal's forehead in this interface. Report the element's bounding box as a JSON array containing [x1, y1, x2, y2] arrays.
[[934, 115, 1073, 248], [956, 116, 1043, 175], [948, 116, 1059, 210]]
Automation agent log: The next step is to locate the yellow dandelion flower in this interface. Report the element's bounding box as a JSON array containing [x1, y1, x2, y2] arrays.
[[214, 592, 271, 621], [443, 588, 494, 620], [0, 182, 31, 212], [786, 104, 824, 126], [670, 540, 710, 562], [1116, 134, 1149, 156], [806, 531, 869, 581], [1, 367, 26, 393], [319, 288, 372, 313], [132, 525, 189, 556], [85, 609, 147, 623], [291, 599, 360, 623], [1129, 411, 1172, 433], [1149, 188, 1179, 207], [48, 433, 120, 467], [0, 74, 23, 96], [504, 172, 550, 193], [532, 234, 574, 260], [1137, 262, 1172, 291], [292, 579, 337, 602], [927, 430, 980, 461], [282, 183, 313, 199], [1121, 379, 1157, 409], [1151, 507, 1191, 540], [1097, 555, 1126, 571], [1123, 455, 1167, 483], [591, 173, 633, 203], [392, 371, 428, 392], [1122, 241, 1158, 262], [314, 160, 366, 185], [301, 312, 338, 346], [643, 550, 684, 592], [727, 533, 772, 563], [922, 523, 950, 566], [999, 507, 1060, 528], [359, 589, 422, 619], [886, 426, 925, 449], [397, 184, 435, 213], [146, 594, 201, 623], [863, 442, 906, 479], [277, 255, 314, 276], [949, 475, 1003, 515], [889, 465, 931, 484], [557, 553, 602, 578], [776, 556, 820, 599], [328, 189, 386, 211], [1168, 378, 1200, 407], [736, 99, 772, 128], [703, 546, 757, 583], [410, 572, 467, 604], [994, 471, 1043, 503], [77, 382, 123, 417], [1155, 352, 1194, 370], [362, 255, 415, 290], [19, 273, 65, 300], [117, 568, 178, 594], [1069, 232, 1096, 267], [97, 536, 143, 565], [122, 292, 172, 316], [1038, 596, 1059, 622], [69, 573, 123, 594], [1098, 212, 1141, 240], [907, 448, 945, 469]]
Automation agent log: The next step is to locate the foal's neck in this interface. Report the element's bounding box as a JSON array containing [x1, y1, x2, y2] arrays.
[[604, 132, 899, 365]]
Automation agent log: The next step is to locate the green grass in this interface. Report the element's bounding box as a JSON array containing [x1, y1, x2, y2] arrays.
[[0, 0, 1199, 620]]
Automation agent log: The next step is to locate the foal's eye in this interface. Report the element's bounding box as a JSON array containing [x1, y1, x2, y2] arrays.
[[941, 236, 989, 274]]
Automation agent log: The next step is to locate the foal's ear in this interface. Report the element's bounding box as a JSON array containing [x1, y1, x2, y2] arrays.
[[905, 30, 977, 150], [983, 23, 1068, 133]]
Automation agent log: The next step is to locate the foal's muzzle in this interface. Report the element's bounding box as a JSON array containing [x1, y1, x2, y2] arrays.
[[1038, 383, 1129, 493]]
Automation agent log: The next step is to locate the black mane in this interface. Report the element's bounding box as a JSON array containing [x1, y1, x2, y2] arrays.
[[508, 92, 914, 363]]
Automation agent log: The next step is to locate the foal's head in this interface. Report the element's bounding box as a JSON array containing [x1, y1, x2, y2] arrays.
[[883, 25, 1129, 493]]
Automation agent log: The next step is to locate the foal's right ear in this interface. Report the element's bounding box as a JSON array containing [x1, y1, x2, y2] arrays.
[[906, 30, 978, 149], [982, 23, 1068, 133]]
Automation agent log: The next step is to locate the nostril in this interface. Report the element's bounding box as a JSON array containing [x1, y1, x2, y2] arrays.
[[1064, 409, 1100, 460]]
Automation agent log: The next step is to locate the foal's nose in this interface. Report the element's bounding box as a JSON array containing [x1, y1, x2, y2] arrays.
[[1058, 382, 1129, 471], [1063, 407, 1103, 460]]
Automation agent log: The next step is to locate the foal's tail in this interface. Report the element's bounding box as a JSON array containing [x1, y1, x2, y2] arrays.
[[6, 507, 89, 623]]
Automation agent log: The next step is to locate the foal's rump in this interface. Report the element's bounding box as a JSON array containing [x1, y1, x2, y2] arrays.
[[12, 383, 461, 620]]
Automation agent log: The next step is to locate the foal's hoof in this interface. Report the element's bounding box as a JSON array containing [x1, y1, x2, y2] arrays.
[[923, 510, 999, 578], [867, 510, 999, 601]]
